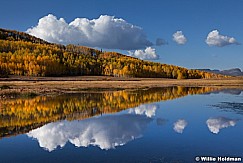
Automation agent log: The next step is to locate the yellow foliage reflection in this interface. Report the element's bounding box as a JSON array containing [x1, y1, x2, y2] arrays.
[[0, 87, 220, 138]]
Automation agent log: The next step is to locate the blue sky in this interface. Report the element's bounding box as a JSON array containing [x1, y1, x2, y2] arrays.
[[1, 0, 243, 70]]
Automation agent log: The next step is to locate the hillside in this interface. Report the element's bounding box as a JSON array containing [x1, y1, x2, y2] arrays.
[[0, 28, 50, 44], [0, 28, 223, 79]]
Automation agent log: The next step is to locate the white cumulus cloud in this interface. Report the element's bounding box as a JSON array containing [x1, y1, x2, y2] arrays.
[[27, 114, 152, 151], [205, 30, 239, 47], [172, 31, 187, 45], [173, 119, 188, 133], [128, 104, 158, 117], [27, 14, 153, 50], [128, 47, 159, 60], [206, 117, 237, 134]]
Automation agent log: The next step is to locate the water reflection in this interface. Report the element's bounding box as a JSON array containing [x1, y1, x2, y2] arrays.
[[1, 87, 243, 163], [173, 119, 188, 134], [206, 117, 238, 134], [202, 88, 243, 95], [0, 86, 219, 138], [220, 89, 242, 95], [156, 118, 168, 126], [27, 114, 152, 151], [128, 104, 158, 117], [212, 102, 243, 115]]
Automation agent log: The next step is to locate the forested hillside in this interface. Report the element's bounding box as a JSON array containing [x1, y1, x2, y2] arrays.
[[0, 28, 223, 79]]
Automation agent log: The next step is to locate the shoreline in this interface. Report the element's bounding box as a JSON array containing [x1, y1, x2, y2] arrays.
[[1, 76, 243, 98]]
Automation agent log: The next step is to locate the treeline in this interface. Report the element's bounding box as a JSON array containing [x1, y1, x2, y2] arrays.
[[0, 86, 220, 138], [0, 28, 223, 79], [0, 28, 50, 44]]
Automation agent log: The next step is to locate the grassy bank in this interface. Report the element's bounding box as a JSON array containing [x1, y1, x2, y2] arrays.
[[0, 76, 243, 98]]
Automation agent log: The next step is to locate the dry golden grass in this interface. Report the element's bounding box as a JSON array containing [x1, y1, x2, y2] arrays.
[[0, 76, 243, 98]]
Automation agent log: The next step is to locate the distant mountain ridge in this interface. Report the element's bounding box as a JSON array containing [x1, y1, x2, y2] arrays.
[[198, 68, 243, 76]]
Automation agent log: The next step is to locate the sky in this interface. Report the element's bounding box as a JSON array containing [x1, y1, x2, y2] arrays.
[[1, 0, 243, 70]]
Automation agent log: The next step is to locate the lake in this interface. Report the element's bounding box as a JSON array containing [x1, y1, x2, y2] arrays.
[[0, 87, 243, 163]]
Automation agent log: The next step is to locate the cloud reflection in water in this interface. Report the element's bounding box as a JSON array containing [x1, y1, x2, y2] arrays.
[[206, 117, 237, 134], [27, 114, 152, 151], [173, 119, 188, 134], [128, 104, 158, 117]]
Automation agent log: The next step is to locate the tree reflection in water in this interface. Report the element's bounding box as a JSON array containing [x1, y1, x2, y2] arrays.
[[0, 86, 221, 138]]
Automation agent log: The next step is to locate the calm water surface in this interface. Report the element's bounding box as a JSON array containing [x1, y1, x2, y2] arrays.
[[0, 87, 243, 163]]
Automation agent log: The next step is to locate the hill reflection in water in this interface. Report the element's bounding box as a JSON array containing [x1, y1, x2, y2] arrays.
[[0, 86, 223, 138]]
